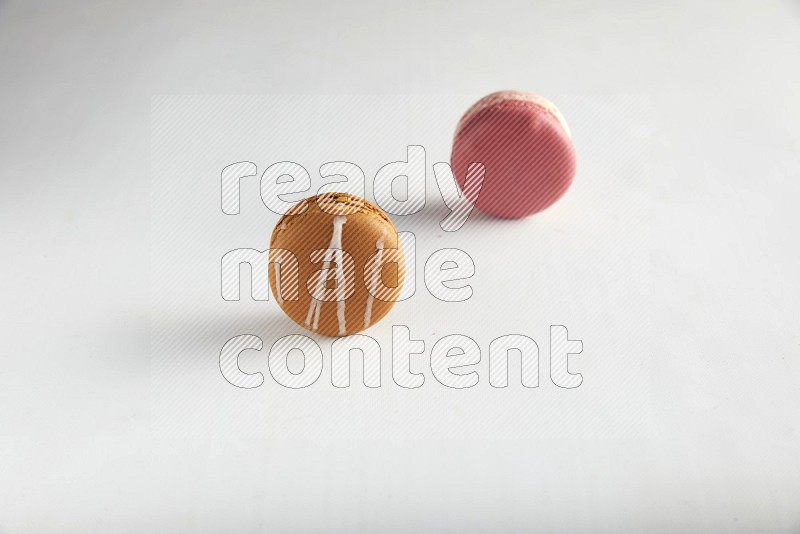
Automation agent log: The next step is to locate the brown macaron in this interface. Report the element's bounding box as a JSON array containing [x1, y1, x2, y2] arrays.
[[269, 192, 404, 337]]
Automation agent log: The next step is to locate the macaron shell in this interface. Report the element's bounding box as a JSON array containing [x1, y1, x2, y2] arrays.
[[451, 93, 576, 219], [456, 90, 571, 138], [269, 194, 404, 337]]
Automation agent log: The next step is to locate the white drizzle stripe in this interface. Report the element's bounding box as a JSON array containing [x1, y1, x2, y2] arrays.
[[273, 263, 283, 304], [305, 216, 347, 332], [331, 217, 348, 335], [364, 238, 385, 328]]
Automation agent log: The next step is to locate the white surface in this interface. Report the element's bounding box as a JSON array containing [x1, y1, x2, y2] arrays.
[[1, 1, 799, 532]]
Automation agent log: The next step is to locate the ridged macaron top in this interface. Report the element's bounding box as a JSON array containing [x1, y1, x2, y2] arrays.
[[455, 90, 571, 139]]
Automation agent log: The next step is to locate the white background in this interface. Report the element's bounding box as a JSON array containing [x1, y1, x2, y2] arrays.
[[1, 1, 799, 532]]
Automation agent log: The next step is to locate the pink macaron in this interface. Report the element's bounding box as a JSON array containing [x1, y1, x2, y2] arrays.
[[450, 91, 576, 219]]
